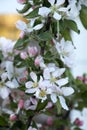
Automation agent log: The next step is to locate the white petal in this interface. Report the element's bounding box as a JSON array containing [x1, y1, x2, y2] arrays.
[[6, 61, 14, 80], [57, 68, 65, 77], [0, 87, 10, 99], [56, 0, 65, 6], [61, 87, 74, 96], [58, 96, 69, 110], [52, 70, 60, 78], [25, 81, 33, 88], [30, 72, 37, 82], [16, 20, 27, 31], [33, 23, 43, 30], [51, 93, 57, 103], [56, 77, 68, 86], [29, 19, 35, 27], [43, 68, 51, 80], [5, 81, 18, 89], [58, 7, 68, 12], [53, 12, 61, 20], [38, 7, 51, 17], [48, 0, 55, 5], [26, 88, 37, 93]]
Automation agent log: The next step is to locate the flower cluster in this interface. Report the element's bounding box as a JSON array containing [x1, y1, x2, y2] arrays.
[[0, 0, 87, 130]]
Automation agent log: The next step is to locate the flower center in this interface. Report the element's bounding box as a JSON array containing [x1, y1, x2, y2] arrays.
[[50, 76, 57, 83], [39, 90, 46, 97], [51, 5, 58, 13], [0, 82, 4, 88], [33, 82, 38, 88]]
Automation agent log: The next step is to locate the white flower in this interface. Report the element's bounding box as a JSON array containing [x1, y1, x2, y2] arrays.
[[50, 85, 74, 110], [43, 63, 66, 85], [34, 81, 51, 102], [24, 97, 37, 110], [0, 84, 10, 99], [16, 19, 43, 33], [55, 38, 75, 68], [70, 108, 87, 130], [0, 37, 15, 58], [39, 0, 68, 20], [25, 72, 40, 93], [67, 0, 80, 19], [28, 126, 37, 130]]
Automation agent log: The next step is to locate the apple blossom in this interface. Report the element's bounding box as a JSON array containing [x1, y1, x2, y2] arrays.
[[38, 0, 69, 20], [55, 38, 75, 68], [16, 19, 43, 33]]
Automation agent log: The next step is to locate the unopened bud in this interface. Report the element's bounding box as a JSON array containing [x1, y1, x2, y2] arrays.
[[19, 31, 25, 39], [20, 52, 28, 59], [28, 46, 38, 57], [46, 117, 53, 126], [18, 99, 24, 109], [10, 114, 17, 121]]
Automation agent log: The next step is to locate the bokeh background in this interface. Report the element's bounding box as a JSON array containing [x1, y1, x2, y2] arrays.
[[0, 0, 87, 77]]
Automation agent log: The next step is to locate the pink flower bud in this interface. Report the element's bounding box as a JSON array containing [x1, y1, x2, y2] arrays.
[[10, 114, 17, 121], [17, 0, 26, 4], [34, 56, 40, 66], [46, 117, 53, 126], [28, 46, 38, 57], [20, 52, 28, 59], [18, 99, 24, 109], [19, 31, 25, 39]]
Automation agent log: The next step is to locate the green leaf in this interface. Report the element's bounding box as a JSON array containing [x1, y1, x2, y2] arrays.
[[24, 7, 39, 18], [61, 29, 72, 41], [65, 20, 80, 33], [37, 31, 53, 41], [16, 3, 31, 14], [14, 37, 29, 50], [0, 116, 8, 126], [80, 5, 87, 29], [36, 100, 48, 111]]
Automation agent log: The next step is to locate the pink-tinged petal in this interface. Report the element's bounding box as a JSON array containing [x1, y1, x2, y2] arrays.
[[56, 77, 68, 86], [48, 0, 55, 5], [56, 0, 65, 6], [0, 87, 10, 99], [58, 96, 69, 110], [53, 12, 61, 20], [38, 7, 51, 17], [33, 23, 44, 30], [61, 87, 74, 96], [51, 94, 57, 103], [25, 81, 33, 88], [30, 72, 37, 82], [43, 69, 51, 80]]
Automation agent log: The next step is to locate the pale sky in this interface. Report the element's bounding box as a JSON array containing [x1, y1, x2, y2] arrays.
[[0, 0, 22, 14]]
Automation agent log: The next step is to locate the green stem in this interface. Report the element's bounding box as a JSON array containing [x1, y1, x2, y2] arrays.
[[57, 21, 59, 37]]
